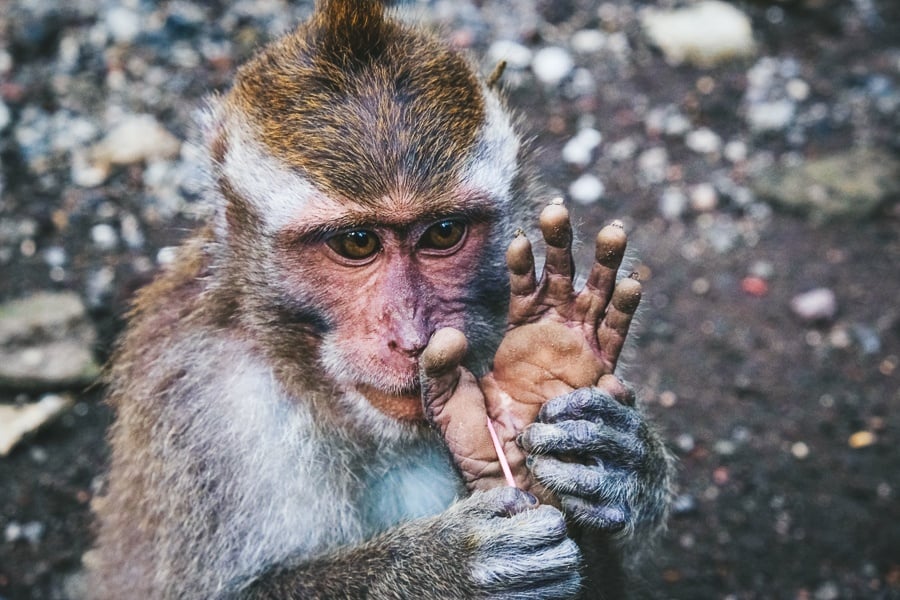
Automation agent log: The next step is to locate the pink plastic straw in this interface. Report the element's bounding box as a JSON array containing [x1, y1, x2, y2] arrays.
[[486, 416, 517, 488]]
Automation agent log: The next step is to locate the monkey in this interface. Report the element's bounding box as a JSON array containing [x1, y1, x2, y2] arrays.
[[88, 1, 672, 598]]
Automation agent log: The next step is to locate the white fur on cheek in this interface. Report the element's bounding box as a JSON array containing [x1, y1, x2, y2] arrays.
[[459, 87, 520, 203]]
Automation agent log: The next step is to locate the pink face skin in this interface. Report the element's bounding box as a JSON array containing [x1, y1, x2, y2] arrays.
[[273, 192, 494, 421]]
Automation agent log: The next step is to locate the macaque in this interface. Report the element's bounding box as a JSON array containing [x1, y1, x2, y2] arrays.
[[89, 1, 671, 598]]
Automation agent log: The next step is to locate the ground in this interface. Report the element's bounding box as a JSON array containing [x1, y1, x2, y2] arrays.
[[0, 1, 897, 598]]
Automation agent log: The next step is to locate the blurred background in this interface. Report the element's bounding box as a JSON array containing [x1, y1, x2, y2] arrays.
[[0, 0, 897, 598]]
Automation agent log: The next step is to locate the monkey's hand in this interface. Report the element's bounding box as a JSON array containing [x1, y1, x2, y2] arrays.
[[422, 202, 641, 497]]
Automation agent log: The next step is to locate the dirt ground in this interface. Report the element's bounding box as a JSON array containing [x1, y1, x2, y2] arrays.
[[0, 1, 898, 598]]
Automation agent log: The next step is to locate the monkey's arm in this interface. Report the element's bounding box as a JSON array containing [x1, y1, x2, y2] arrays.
[[222, 488, 581, 600]]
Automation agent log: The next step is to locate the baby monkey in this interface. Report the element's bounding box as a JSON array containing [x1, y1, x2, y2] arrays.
[[89, 1, 671, 598]]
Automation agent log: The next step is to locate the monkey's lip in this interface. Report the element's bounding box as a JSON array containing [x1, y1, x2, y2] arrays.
[[356, 383, 424, 422]]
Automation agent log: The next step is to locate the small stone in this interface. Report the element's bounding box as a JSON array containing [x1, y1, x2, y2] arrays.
[[640, 0, 755, 68], [790, 288, 837, 323], [685, 128, 722, 154], [570, 29, 607, 54], [741, 276, 769, 297], [814, 581, 840, 600], [0, 100, 10, 131], [659, 187, 687, 220], [105, 7, 142, 44], [561, 128, 603, 167], [690, 183, 718, 212], [157, 246, 179, 265], [691, 278, 711, 295], [848, 431, 876, 449], [786, 78, 810, 101], [90, 115, 181, 167], [568, 174, 605, 205], [671, 494, 698, 516], [0, 394, 74, 455], [637, 147, 668, 185], [746, 99, 795, 132], [91, 223, 118, 251], [486, 40, 533, 70], [532, 46, 574, 87], [675, 433, 696, 454], [724, 139, 748, 163], [790, 442, 810, 459], [714, 440, 736, 456]]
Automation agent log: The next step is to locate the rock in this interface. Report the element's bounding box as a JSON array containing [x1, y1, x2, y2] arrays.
[[790, 288, 838, 323], [570, 29, 606, 54], [640, 0, 755, 68], [752, 148, 900, 221], [637, 147, 669, 185], [531, 46, 574, 87], [486, 40, 533, 70], [0, 292, 100, 389], [568, 174, 604, 205], [91, 223, 119, 251], [105, 7, 142, 44], [659, 187, 687, 220], [0, 394, 73, 455], [561, 128, 602, 167], [690, 183, 718, 212], [90, 114, 181, 167], [746, 99, 795, 132], [685, 128, 722, 155]]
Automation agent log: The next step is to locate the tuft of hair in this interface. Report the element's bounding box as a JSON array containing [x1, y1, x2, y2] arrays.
[[311, 0, 391, 67]]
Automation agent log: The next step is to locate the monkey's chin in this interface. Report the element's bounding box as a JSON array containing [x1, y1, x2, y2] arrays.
[[356, 384, 424, 422]]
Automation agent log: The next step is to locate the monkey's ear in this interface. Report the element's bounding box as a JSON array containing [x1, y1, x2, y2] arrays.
[[311, 0, 392, 66]]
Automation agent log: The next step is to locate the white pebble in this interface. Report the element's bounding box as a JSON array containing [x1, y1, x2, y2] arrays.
[[746, 99, 795, 132], [640, 0, 756, 67], [0, 100, 10, 131], [690, 183, 718, 211], [568, 174, 605, 205], [659, 187, 687, 220], [685, 127, 722, 154], [638, 147, 669, 185], [791, 288, 838, 322], [561, 128, 603, 167], [487, 40, 533, 70], [105, 7, 141, 44], [156, 246, 178, 266], [791, 441, 810, 459], [724, 139, 748, 163], [532, 46, 574, 87], [786, 78, 810, 101], [91, 115, 181, 166], [91, 224, 118, 251], [571, 29, 607, 54]]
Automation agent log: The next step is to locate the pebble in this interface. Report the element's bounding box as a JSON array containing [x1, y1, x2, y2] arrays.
[[671, 494, 698, 516], [486, 40, 533, 70], [675, 433, 696, 454], [848, 431, 876, 449], [568, 174, 605, 205], [659, 187, 687, 220], [791, 442, 810, 459], [570, 29, 606, 54], [561, 128, 603, 167], [790, 288, 837, 323], [91, 223, 119, 251], [685, 128, 722, 155], [746, 99, 795, 132], [689, 183, 718, 212], [4, 521, 46, 545], [723, 139, 748, 163], [0, 394, 73, 455], [105, 7, 142, 44], [91, 114, 181, 167], [531, 46, 574, 87], [637, 147, 668, 185], [0, 100, 10, 131], [640, 0, 755, 67]]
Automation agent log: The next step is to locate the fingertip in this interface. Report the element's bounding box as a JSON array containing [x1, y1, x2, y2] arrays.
[[611, 277, 642, 313], [506, 234, 534, 275], [595, 224, 627, 267], [539, 202, 571, 248], [422, 328, 468, 376]]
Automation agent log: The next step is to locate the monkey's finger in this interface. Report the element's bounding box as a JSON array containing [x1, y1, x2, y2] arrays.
[[595, 374, 636, 408], [520, 422, 640, 467], [506, 233, 537, 323], [538, 200, 575, 303], [596, 276, 641, 371], [574, 222, 627, 325], [420, 327, 468, 414]]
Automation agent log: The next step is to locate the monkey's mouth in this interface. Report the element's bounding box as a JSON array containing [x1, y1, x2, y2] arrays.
[[356, 383, 424, 422]]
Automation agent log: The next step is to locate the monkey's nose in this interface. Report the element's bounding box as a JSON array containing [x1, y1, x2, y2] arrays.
[[387, 339, 426, 357]]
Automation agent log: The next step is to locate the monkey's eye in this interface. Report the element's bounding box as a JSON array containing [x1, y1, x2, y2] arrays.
[[420, 220, 467, 252], [326, 230, 381, 261]]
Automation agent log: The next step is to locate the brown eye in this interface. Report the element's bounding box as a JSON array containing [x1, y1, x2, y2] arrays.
[[327, 230, 381, 260], [421, 220, 466, 251]]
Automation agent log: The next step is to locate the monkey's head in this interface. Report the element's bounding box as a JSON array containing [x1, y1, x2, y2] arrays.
[[206, 0, 529, 424]]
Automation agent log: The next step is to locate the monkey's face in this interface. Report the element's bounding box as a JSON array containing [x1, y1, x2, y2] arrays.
[[269, 189, 502, 422]]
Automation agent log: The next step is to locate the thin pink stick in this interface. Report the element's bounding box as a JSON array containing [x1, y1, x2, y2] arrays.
[[486, 416, 517, 488]]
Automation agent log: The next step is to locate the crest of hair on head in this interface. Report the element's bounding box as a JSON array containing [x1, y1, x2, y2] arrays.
[[312, 0, 391, 67]]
